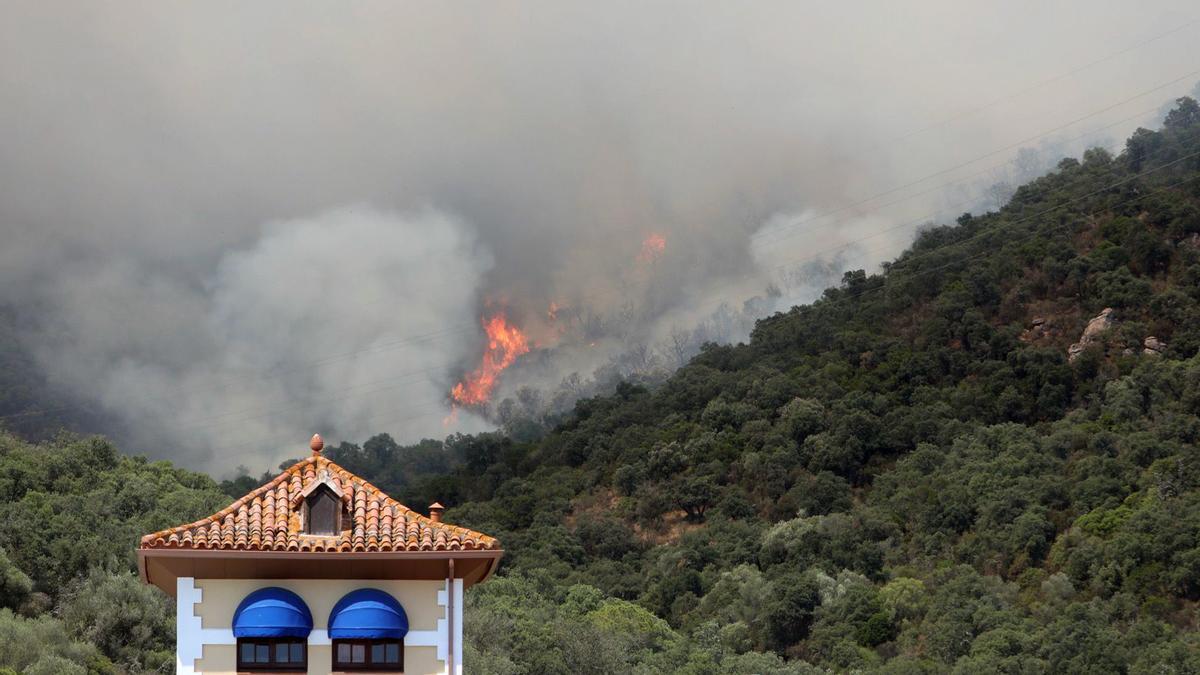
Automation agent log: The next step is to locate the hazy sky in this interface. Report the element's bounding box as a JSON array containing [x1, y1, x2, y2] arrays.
[[1, 1, 1196, 471]]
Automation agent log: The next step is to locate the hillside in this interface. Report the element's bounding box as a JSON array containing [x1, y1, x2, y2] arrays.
[[0, 307, 106, 443], [3, 98, 1200, 673]]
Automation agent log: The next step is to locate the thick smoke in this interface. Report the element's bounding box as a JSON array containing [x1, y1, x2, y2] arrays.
[[49, 207, 493, 468], [0, 1, 1195, 470]]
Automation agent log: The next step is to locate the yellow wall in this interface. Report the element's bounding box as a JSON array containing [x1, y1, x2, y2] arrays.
[[194, 644, 234, 673], [192, 579, 444, 675]]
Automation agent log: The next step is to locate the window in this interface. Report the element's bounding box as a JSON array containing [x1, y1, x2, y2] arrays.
[[236, 637, 307, 671], [231, 587, 312, 669], [305, 484, 340, 535], [327, 588, 408, 671], [332, 639, 403, 671]]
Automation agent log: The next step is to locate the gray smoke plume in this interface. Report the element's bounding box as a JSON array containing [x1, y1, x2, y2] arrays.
[[0, 1, 1195, 470]]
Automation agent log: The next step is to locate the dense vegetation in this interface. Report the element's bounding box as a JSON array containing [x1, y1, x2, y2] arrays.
[[3, 98, 1200, 673], [0, 433, 229, 673]]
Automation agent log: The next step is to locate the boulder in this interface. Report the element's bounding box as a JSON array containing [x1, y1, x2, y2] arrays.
[[1068, 308, 1114, 362], [1020, 316, 1053, 343]]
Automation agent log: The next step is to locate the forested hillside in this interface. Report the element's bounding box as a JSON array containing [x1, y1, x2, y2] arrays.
[[3, 99, 1200, 673], [0, 307, 103, 442]]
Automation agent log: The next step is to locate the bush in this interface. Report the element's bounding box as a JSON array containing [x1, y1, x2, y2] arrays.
[[0, 609, 111, 674], [58, 569, 174, 671]]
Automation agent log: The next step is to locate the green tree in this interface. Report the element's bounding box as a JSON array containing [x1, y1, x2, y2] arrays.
[[763, 572, 820, 651], [0, 549, 31, 612]]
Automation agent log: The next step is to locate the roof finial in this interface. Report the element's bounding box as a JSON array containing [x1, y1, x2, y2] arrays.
[[310, 433, 324, 455], [429, 502, 445, 523]]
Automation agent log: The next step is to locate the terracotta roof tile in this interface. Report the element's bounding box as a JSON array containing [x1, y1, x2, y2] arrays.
[[139, 455, 499, 552]]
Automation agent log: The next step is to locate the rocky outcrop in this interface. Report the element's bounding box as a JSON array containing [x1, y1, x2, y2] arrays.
[[1144, 336, 1167, 356], [1023, 317, 1047, 341], [1020, 316, 1064, 344], [1068, 308, 1114, 361]]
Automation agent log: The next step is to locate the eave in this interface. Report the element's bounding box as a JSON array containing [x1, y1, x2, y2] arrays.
[[139, 547, 504, 597]]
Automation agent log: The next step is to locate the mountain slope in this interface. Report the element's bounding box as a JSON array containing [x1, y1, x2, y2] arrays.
[[2, 98, 1200, 673], [400, 97, 1200, 672]]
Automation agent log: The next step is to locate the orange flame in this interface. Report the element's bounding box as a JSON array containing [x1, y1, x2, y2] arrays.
[[638, 233, 666, 263], [451, 312, 531, 406]]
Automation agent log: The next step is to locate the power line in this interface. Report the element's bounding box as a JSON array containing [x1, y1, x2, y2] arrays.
[[3, 101, 1191, 429], [210, 162, 1200, 469], [5, 57, 1197, 428], [0, 322, 481, 423], [163, 361, 460, 431], [811, 156, 1200, 314], [754, 66, 1200, 248], [754, 99, 1169, 251], [198, 143, 1200, 456], [894, 18, 1199, 142]]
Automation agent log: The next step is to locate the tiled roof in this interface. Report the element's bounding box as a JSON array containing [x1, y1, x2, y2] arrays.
[[139, 454, 499, 552]]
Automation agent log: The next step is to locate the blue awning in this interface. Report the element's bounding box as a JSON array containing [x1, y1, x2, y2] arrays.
[[232, 587, 313, 638], [328, 588, 410, 640]]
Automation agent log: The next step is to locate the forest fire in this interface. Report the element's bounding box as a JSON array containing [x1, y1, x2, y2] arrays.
[[638, 233, 667, 263], [450, 312, 531, 406]]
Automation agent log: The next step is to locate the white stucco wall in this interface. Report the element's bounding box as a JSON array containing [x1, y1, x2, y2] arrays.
[[176, 577, 463, 675]]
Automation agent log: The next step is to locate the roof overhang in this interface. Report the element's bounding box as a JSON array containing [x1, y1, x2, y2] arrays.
[[139, 548, 503, 597]]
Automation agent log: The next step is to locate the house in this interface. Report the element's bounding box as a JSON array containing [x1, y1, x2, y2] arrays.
[[138, 434, 502, 675]]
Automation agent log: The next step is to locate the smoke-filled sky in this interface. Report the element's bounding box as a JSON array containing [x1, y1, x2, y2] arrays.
[[1, 1, 1196, 471]]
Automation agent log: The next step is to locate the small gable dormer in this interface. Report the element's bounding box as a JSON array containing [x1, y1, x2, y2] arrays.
[[299, 467, 346, 536], [304, 483, 341, 535]]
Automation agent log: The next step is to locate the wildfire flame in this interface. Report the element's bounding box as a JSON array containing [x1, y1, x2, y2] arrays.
[[450, 312, 531, 406], [638, 233, 667, 263]]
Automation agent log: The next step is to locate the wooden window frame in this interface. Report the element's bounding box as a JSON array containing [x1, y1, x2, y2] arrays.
[[235, 637, 308, 672], [331, 638, 404, 672]]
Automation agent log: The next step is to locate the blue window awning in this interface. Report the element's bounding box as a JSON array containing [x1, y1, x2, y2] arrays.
[[328, 589, 409, 640], [232, 587, 314, 638]]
